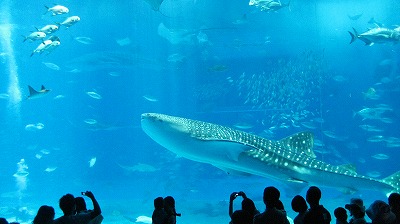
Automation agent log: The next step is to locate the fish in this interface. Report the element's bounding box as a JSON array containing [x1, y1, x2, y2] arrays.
[[89, 157, 97, 167], [348, 27, 400, 46], [27, 85, 50, 99], [42, 62, 60, 70], [372, 153, 389, 160], [141, 113, 400, 194], [36, 25, 59, 34], [75, 36, 94, 45], [30, 40, 53, 57], [117, 163, 159, 172], [86, 91, 102, 99], [22, 31, 46, 42], [347, 13, 363, 21], [116, 37, 131, 46], [368, 17, 384, 27], [44, 5, 69, 16], [58, 16, 80, 28], [44, 167, 57, 172], [249, 0, 291, 12]]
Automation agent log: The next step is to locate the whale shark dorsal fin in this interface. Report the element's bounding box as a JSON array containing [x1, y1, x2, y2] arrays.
[[279, 132, 316, 158], [41, 85, 46, 90]]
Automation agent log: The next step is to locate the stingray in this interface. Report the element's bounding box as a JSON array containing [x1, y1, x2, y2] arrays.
[[143, 0, 164, 11]]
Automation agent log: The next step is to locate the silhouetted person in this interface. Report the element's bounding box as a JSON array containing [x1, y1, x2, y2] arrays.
[[292, 195, 308, 224], [303, 186, 331, 224], [334, 207, 348, 224], [388, 193, 400, 224], [75, 196, 103, 224], [53, 191, 101, 224], [164, 196, 181, 224], [366, 200, 396, 224], [231, 210, 252, 224], [32, 205, 55, 224], [345, 198, 366, 224], [152, 197, 167, 224], [253, 186, 289, 224], [0, 218, 8, 224], [229, 191, 259, 224]]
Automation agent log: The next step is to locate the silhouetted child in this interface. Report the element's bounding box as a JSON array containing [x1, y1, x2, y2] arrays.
[[152, 197, 167, 224], [334, 207, 349, 224], [345, 198, 366, 224], [164, 196, 181, 224], [292, 195, 308, 224]]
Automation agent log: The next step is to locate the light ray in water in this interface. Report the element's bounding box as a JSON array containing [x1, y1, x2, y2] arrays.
[[0, 6, 22, 111]]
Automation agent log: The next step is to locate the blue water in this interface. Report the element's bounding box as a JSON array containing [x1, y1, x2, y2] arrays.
[[1, 0, 399, 223]]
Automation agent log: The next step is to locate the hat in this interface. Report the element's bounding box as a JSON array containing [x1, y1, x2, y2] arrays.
[[345, 198, 365, 212], [366, 200, 393, 221]]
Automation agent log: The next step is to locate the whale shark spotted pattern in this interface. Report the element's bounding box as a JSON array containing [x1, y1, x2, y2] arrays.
[[141, 113, 400, 194]]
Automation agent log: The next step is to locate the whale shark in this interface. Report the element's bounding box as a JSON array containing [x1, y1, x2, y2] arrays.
[[141, 113, 400, 194]]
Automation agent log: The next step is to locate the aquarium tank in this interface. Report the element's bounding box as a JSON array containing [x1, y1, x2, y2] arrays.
[[0, 0, 399, 223]]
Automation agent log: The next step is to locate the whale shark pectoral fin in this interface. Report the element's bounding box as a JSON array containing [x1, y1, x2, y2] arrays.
[[283, 178, 308, 196], [216, 166, 252, 176], [287, 177, 308, 184]]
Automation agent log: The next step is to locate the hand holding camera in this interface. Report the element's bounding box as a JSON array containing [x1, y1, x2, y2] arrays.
[[81, 191, 94, 199], [230, 191, 247, 201]]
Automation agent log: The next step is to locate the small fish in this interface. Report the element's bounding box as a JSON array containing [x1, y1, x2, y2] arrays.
[[44, 167, 57, 172], [42, 62, 60, 70], [367, 135, 385, 142], [22, 32, 46, 42], [58, 16, 80, 28], [36, 25, 59, 34], [84, 119, 98, 125], [135, 216, 152, 224], [27, 85, 50, 99], [75, 36, 94, 45], [44, 5, 69, 16], [40, 149, 50, 155], [44, 40, 61, 55], [367, 171, 381, 178], [89, 157, 97, 167], [54, 95, 65, 100], [86, 91, 102, 99], [347, 13, 363, 20], [116, 37, 131, 46], [25, 124, 38, 131], [108, 72, 120, 77], [35, 123, 45, 130], [142, 95, 158, 102], [0, 93, 9, 99], [30, 40, 52, 57], [371, 153, 389, 160]]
